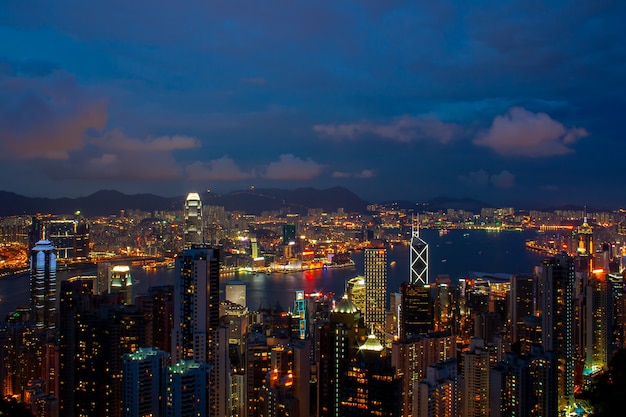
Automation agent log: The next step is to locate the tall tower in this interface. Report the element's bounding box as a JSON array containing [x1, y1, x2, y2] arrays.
[[183, 192, 203, 249], [109, 265, 133, 305], [410, 216, 429, 285], [30, 239, 57, 330], [172, 245, 220, 416], [172, 245, 219, 363], [509, 274, 535, 344], [540, 254, 575, 412], [364, 248, 387, 344]]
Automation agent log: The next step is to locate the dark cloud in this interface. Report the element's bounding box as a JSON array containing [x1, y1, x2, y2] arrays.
[[0, 70, 108, 159]]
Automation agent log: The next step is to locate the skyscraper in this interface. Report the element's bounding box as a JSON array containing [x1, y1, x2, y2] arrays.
[[183, 192, 203, 249], [410, 216, 429, 285], [172, 245, 220, 364], [462, 338, 490, 417], [540, 254, 575, 412], [109, 265, 133, 305], [399, 282, 433, 339], [172, 244, 220, 416], [122, 347, 168, 417], [365, 248, 387, 344], [30, 239, 57, 330], [509, 274, 535, 343]]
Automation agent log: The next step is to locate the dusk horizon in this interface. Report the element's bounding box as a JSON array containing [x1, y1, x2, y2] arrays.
[[1, 1, 625, 208]]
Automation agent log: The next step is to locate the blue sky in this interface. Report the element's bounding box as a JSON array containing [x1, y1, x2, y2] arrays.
[[1, 1, 625, 207]]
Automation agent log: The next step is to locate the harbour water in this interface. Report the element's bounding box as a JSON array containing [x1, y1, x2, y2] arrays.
[[0, 229, 546, 318]]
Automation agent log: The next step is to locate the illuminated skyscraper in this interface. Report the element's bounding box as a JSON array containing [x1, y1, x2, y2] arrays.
[[509, 274, 535, 343], [540, 254, 575, 412], [365, 248, 387, 344], [340, 332, 401, 417], [172, 244, 219, 416], [346, 276, 366, 313], [172, 245, 219, 364], [417, 359, 458, 417], [461, 338, 490, 417], [183, 192, 203, 249], [399, 283, 433, 339], [30, 239, 57, 330], [410, 216, 429, 285], [109, 265, 133, 305], [318, 297, 366, 417], [585, 270, 611, 372]]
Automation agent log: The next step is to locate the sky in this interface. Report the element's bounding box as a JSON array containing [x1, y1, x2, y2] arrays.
[[1, 1, 625, 207]]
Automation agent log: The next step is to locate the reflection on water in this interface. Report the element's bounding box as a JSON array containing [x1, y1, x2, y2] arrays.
[[0, 229, 544, 319]]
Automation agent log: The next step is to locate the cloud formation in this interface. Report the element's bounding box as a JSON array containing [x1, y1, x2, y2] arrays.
[[314, 115, 462, 144], [473, 107, 589, 157], [490, 170, 515, 189], [332, 169, 375, 179], [93, 130, 200, 152], [264, 154, 325, 180], [186, 156, 255, 181], [0, 70, 108, 159], [458, 169, 489, 188]]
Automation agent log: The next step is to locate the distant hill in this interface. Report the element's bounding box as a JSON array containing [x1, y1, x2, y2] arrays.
[[0, 190, 178, 217], [0, 187, 370, 217]]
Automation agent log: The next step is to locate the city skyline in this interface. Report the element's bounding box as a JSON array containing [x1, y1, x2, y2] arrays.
[[1, 1, 625, 207]]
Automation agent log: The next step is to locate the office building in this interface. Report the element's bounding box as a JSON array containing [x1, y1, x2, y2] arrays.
[[365, 248, 387, 344], [30, 239, 57, 331], [410, 216, 429, 285], [317, 297, 366, 417], [183, 192, 203, 248], [340, 332, 401, 416], [109, 265, 133, 305], [400, 282, 433, 339]]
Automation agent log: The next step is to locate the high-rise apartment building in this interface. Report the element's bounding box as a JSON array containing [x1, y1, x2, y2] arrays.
[[365, 248, 387, 344], [462, 338, 490, 417], [165, 360, 209, 417], [417, 359, 458, 417], [509, 274, 535, 343], [122, 347, 168, 417], [172, 244, 219, 416], [540, 254, 575, 412], [172, 245, 219, 363], [183, 192, 203, 249], [30, 239, 57, 331]]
